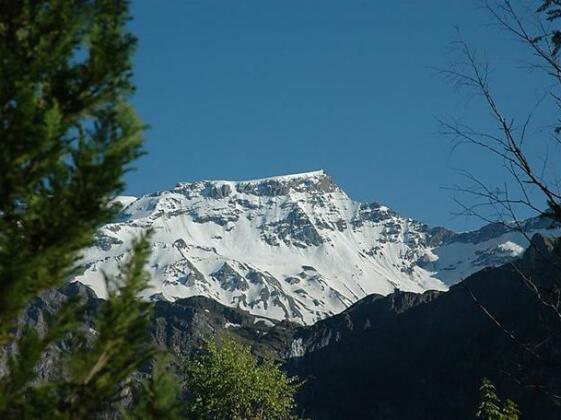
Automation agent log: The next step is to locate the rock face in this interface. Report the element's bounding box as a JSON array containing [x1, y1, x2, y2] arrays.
[[2, 283, 102, 381], [6, 282, 289, 378], [74, 170, 561, 324]]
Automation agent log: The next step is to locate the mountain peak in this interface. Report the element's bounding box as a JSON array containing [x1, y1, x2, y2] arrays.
[[232, 169, 327, 184], [174, 169, 338, 198], [176, 169, 327, 187]]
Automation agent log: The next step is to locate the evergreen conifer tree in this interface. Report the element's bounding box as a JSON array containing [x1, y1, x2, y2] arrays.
[[0, 1, 181, 418], [501, 399, 520, 420], [0, 0, 143, 335], [476, 378, 503, 420], [125, 354, 184, 420], [476, 378, 520, 420]]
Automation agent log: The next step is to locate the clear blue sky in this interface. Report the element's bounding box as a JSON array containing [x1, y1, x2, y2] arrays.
[[127, 1, 551, 231]]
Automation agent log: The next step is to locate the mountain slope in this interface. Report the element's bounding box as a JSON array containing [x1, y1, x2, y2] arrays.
[[74, 170, 560, 324], [28, 235, 561, 419], [286, 234, 561, 419]]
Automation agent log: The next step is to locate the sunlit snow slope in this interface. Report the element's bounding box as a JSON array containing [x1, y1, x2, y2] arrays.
[[75, 170, 560, 324]]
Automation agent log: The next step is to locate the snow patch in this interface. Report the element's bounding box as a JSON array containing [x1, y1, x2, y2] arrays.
[[498, 241, 525, 256], [290, 338, 305, 358]]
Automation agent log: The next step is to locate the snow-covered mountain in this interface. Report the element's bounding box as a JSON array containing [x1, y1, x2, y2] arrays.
[[74, 170, 560, 324]]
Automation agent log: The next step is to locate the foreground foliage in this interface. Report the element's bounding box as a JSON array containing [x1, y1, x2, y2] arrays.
[[476, 378, 520, 420], [185, 336, 299, 420], [125, 354, 184, 420], [0, 0, 181, 418]]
